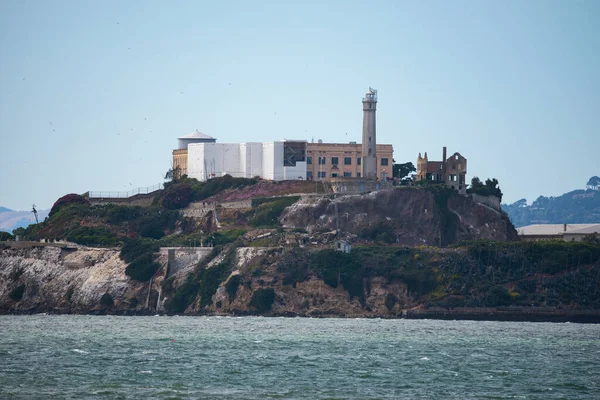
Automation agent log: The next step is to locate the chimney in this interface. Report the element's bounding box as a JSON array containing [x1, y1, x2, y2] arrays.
[[442, 146, 447, 181], [564, 223, 567, 232]]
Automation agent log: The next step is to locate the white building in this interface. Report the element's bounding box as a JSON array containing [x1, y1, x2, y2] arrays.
[[187, 141, 307, 182], [517, 223, 600, 242]]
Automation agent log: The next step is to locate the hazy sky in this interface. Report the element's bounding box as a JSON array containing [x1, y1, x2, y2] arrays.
[[1, 0, 599, 210]]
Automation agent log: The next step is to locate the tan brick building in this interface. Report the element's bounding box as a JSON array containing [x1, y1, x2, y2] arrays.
[[306, 142, 394, 180]]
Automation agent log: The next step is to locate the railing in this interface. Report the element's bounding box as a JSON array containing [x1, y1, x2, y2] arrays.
[[88, 183, 164, 199]]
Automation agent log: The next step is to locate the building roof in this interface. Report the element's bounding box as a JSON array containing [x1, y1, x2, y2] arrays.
[[178, 130, 215, 140], [566, 225, 600, 235], [517, 224, 600, 236]]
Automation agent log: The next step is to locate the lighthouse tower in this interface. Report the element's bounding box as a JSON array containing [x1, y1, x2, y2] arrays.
[[361, 87, 378, 179]]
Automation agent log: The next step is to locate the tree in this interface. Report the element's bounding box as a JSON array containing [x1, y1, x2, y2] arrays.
[[31, 204, 39, 224], [393, 162, 416, 179], [467, 176, 503, 201], [165, 166, 182, 182]]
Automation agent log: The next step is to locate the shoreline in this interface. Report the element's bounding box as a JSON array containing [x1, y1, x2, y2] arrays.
[[3, 307, 600, 324]]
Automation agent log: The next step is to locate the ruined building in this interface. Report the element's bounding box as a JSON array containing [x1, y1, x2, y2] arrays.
[[416, 147, 467, 192]]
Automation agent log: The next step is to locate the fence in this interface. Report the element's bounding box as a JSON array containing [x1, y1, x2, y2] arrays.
[[87, 183, 164, 199]]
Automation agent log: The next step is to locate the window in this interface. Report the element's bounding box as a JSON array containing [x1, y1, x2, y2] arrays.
[[331, 173, 338, 177], [357, 158, 361, 165], [458, 164, 462, 170], [318, 157, 326, 165], [307, 157, 312, 165], [331, 157, 339, 165], [381, 158, 388, 166], [307, 171, 313, 179], [318, 171, 326, 178], [343, 172, 352, 177], [344, 157, 352, 165], [356, 172, 361, 178]]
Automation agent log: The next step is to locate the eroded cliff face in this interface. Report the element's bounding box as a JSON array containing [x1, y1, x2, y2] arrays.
[[0, 244, 146, 313], [280, 188, 518, 246], [193, 247, 410, 317]]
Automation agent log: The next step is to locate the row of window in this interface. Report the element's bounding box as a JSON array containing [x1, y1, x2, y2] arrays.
[[307, 157, 388, 166], [308, 171, 362, 178]]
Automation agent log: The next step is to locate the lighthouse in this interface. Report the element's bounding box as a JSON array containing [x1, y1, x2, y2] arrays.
[[361, 87, 377, 179]]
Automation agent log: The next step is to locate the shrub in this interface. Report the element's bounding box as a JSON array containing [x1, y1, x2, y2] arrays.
[[125, 253, 161, 282], [249, 288, 275, 312], [162, 183, 193, 210], [249, 197, 300, 227], [168, 273, 200, 313], [66, 287, 74, 302], [66, 226, 119, 247], [225, 275, 242, 302], [385, 293, 397, 311], [483, 286, 512, 307], [120, 238, 160, 263], [9, 285, 25, 301], [105, 205, 144, 224], [0, 231, 14, 241], [100, 292, 114, 307], [359, 219, 396, 243], [50, 193, 90, 216]]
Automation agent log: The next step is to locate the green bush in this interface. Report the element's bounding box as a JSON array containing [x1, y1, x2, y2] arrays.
[[359, 219, 396, 243], [9, 285, 25, 302], [249, 197, 300, 227], [249, 288, 275, 312], [100, 292, 114, 307], [225, 275, 242, 302], [0, 231, 14, 241], [66, 226, 119, 247], [168, 273, 200, 313], [162, 183, 193, 209], [385, 293, 397, 311], [483, 286, 512, 307], [105, 205, 144, 224], [310, 249, 364, 300], [120, 238, 160, 263], [125, 253, 161, 282], [207, 229, 247, 246]]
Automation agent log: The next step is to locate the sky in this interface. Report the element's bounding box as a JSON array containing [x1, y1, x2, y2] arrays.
[[0, 0, 599, 211]]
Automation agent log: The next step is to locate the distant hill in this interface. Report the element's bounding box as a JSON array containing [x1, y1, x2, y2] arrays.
[[502, 189, 600, 228], [0, 208, 49, 233]]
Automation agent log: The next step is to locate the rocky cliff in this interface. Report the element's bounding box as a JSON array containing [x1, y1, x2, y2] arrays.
[[280, 187, 518, 246], [0, 243, 146, 314]]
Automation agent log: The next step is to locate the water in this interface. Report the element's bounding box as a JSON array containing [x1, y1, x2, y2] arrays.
[[1, 316, 599, 399]]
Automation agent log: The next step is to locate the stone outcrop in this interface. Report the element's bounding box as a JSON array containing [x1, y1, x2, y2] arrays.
[[0, 244, 146, 313], [280, 188, 518, 246]]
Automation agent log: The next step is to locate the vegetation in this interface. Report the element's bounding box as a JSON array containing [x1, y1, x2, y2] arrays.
[[249, 288, 275, 312], [425, 185, 458, 246], [166, 244, 240, 313], [66, 226, 120, 247], [0, 231, 14, 241], [392, 162, 416, 180], [50, 193, 90, 216], [502, 189, 600, 228], [225, 275, 242, 302], [100, 292, 114, 307], [120, 238, 161, 282], [162, 183, 193, 209], [9, 285, 25, 302], [248, 196, 299, 227], [467, 177, 503, 201]]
